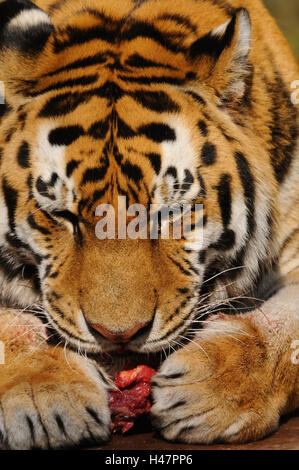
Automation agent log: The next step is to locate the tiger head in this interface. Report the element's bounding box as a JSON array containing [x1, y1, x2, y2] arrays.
[[0, 0, 275, 355]]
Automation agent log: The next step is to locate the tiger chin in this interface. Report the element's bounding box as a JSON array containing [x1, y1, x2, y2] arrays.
[[0, 0, 298, 450]]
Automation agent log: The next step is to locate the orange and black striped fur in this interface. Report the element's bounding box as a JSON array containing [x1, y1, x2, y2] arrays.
[[0, 0, 298, 448]]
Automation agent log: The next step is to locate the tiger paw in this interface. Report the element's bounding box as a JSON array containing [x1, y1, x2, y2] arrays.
[[0, 347, 111, 449], [151, 318, 285, 444]]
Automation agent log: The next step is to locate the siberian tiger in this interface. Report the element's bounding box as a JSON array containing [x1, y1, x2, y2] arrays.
[[0, 0, 298, 449]]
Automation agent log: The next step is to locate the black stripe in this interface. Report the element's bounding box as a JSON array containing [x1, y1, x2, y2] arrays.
[[165, 400, 187, 411], [31, 75, 98, 96], [216, 174, 232, 227], [130, 90, 180, 113], [94, 81, 124, 102], [177, 287, 189, 295], [121, 22, 187, 54], [82, 166, 109, 185], [38, 82, 124, 118], [40, 208, 59, 226], [183, 258, 199, 275], [27, 174, 34, 200], [125, 53, 178, 70], [44, 53, 107, 77], [17, 141, 30, 168], [26, 416, 35, 444], [46, 301, 96, 344], [157, 13, 197, 33], [113, 145, 123, 165], [197, 170, 207, 198], [266, 71, 298, 183], [164, 296, 191, 325], [138, 123, 176, 143], [43, 264, 52, 279], [118, 75, 184, 86], [165, 166, 178, 179], [0, 102, 12, 120], [49, 172, 58, 186], [53, 25, 118, 53], [234, 152, 256, 236], [27, 214, 51, 235], [128, 184, 140, 203], [210, 229, 236, 251], [117, 119, 135, 139], [149, 307, 193, 343], [18, 111, 27, 131], [39, 91, 90, 118], [198, 120, 208, 137], [201, 142, 217, 166], [81, 146, 109, 185], [146, 153, 161, 174], [49, 271, 59, 279], [48, 125, 84, 146], [66, 160, 80, 177], [88, 119, 110, 140], [181, 169, 194, 195], [121, 161, 143, 184], [5, 126, 17, 143], [91, 183, 110, 204], [198, 250, 207, 264], [86, 407, 104, 426], [167, 255, 192, 276], [185, 91, 206, 106], [2, 178, 18, 230]]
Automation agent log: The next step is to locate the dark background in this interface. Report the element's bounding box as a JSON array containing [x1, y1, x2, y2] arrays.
[[264, 0, 299, 59]]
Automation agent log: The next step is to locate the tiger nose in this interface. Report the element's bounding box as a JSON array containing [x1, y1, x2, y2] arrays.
[[90, 321, 151, 343]]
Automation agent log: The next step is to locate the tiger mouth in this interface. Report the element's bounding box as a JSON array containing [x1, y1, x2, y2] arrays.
[[99, 350, 164, 377]]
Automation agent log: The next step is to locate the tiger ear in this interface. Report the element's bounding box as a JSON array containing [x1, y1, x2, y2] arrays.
[[190, 8, 251, 106], [0, 0, 54, 99], [0, 0, 54, 52]]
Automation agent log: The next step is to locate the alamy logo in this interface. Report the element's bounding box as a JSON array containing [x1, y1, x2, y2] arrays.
[[291, 80, 299, 105], [95, 196, 204, 242]]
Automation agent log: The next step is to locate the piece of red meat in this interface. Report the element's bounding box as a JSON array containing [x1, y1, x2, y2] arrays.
[[109, 365, 157, 434]]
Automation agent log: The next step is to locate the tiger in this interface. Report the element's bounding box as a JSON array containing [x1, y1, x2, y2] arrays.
[[0, 0, 298, 449]]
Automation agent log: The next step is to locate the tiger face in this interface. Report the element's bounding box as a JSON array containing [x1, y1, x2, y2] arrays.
[[0, 0, 288, 356]]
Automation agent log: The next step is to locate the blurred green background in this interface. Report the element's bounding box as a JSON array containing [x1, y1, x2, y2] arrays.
[[264, 0, 299, 60]]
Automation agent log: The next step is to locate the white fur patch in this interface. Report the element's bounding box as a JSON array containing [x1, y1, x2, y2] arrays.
[[211, 19, 230, 37], [35, 124, 65, 178], [161, 118, 197, 180], [8, 9, 51, 31], [153, 117, 201, 205], [222, 416, 247, 438], [33, 124, 75, 212], [235, 9, 252, 60]]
